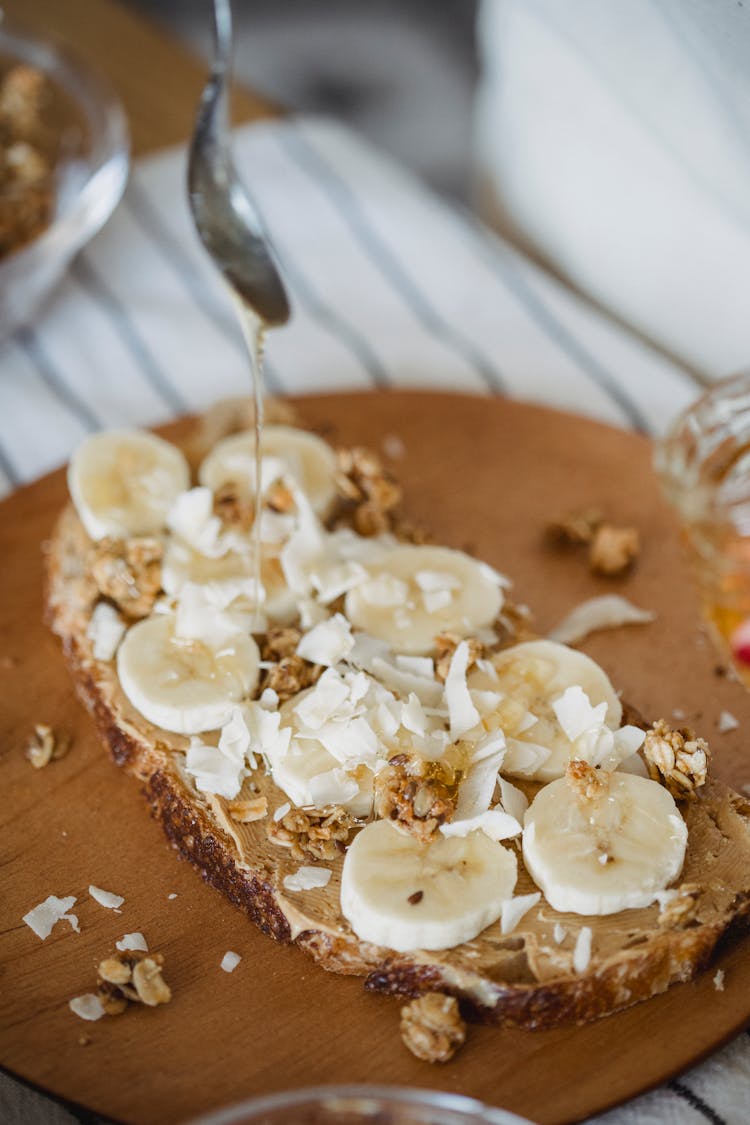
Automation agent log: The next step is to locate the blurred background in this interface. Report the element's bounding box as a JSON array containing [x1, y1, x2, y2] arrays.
[[128, 0, 479, 202]]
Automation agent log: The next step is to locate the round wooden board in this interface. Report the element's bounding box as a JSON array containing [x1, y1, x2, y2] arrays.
[[1, 391, 749, 1125]]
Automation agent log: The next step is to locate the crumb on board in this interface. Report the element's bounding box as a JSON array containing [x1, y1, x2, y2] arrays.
[[25, 723, 71, 769], [400, 993, 466, 1063]]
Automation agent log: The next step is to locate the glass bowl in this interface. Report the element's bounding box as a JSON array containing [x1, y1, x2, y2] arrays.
[[0, 24, 129, 339], [185, 1085, 535, 1125]]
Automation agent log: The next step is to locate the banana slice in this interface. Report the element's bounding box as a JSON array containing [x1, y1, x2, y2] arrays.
[[523, 770, 687, 915], [341, 820, 517, 951], [198, 425, 338, 517], [470, 640, 622, 782], [116, 613, 260, 734], [162, 540, 298, 625], [69, 429, 190, 541], [344, 545, 503, 656]]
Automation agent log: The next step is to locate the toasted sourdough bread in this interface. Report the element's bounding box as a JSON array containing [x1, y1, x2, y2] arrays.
[[45, 417, 750, 1031]]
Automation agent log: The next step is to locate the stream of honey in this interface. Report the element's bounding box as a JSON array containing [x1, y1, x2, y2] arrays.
[[233, 298, 266, 630]]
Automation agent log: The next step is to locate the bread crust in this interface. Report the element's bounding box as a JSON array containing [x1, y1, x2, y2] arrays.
[[45, 502, 750, 1030]]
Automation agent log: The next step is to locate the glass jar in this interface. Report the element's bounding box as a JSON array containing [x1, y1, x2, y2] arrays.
[[655, 373, 750, 682]]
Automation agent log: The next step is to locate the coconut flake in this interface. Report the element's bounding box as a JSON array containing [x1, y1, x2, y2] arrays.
[[445, 641, 481, 739], [422, 588, 453, 613], [307, 768, 360, 807], [274, 802, 291, 822], [259, 687, 279, 710], [454, 738, 505, 820], [441, 807, 521, 842], [220, 951, 242, 973], [718, 710, 739, 733], [116, 932, 148, 952], [498, 778, 529, 824], [314, 716, 379, 768], [296, 613, 354, 666], [168, 893, 178, 900], [23, 895, 79, 940], [312, 559, 368, 605], [503, 738, 551, 776], [293, 670, 351, 729], [358, 573, 409, 608], [283, 866, 332, 892], [553, 686, 608, 743], [69, 994, 106, 1022], [553, 923, 567, 944], [368, 654, 444, 708], [89, 885, 124, 911], [573, 926, 592, 973], [401, 693, 429, 736], [185, 735, 246, 800], [280, 486, 326, 596], [549, 595, 655, 646], [167, 487, 226, 557], [501, 893, 541, 935], [87, 602, 126, 661], [174, 582, 250, 647], [395, 655, 435, 678]]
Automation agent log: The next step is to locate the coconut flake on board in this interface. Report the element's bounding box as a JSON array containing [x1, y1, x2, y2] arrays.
[[548, 595, 655, 646], [89, 885, 124, 911], [718, 710, 739, 733], [23, 895, 80, 940], [220, 951, 242, 973], [116, 932, 148, 952], [69, 994, 106, 1022]]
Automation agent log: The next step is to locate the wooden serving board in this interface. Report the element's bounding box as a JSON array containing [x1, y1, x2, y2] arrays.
[[1, 392, 749, 1125]]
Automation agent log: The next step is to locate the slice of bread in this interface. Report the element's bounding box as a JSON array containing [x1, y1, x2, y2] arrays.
[[45, 420, 750, 1031]]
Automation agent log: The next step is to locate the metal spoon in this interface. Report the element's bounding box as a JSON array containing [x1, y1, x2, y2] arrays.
[[187, 0, 290, 328]]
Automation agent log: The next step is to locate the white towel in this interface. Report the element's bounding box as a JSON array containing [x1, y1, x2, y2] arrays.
[[0, 117, 742, 1125]]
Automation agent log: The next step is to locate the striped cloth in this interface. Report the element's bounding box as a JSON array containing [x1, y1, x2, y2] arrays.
[[0, 118, 745, 1125]]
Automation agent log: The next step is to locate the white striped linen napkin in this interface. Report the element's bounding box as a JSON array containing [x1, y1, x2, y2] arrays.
[[0, 116, 701, 498], [0, 118, 744, 1125]]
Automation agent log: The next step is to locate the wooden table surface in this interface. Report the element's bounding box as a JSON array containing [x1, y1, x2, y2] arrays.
[[3, 0, 276, 156]]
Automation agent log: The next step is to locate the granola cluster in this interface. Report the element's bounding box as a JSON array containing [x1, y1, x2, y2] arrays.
[[258, 626, 322, 702], [434, 631, 485, 684], [269, 804, 357, 862], [0, 65, 56, 259], [91, 536, 163, 619], [546, 506, 640, 577], [657, 883, 702, 930], [643, 719, 710, 800], [589, 524, 640, 577], [335, 446, 402, 536], [546, 506, 604, 547], [96, 950, 171, 1014], [25, 723, 71, 769], [566, 759, 610, 803], [374, 753, 459, 844], [400, 992, 466, 1063], [213, 480, 255, 530]]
